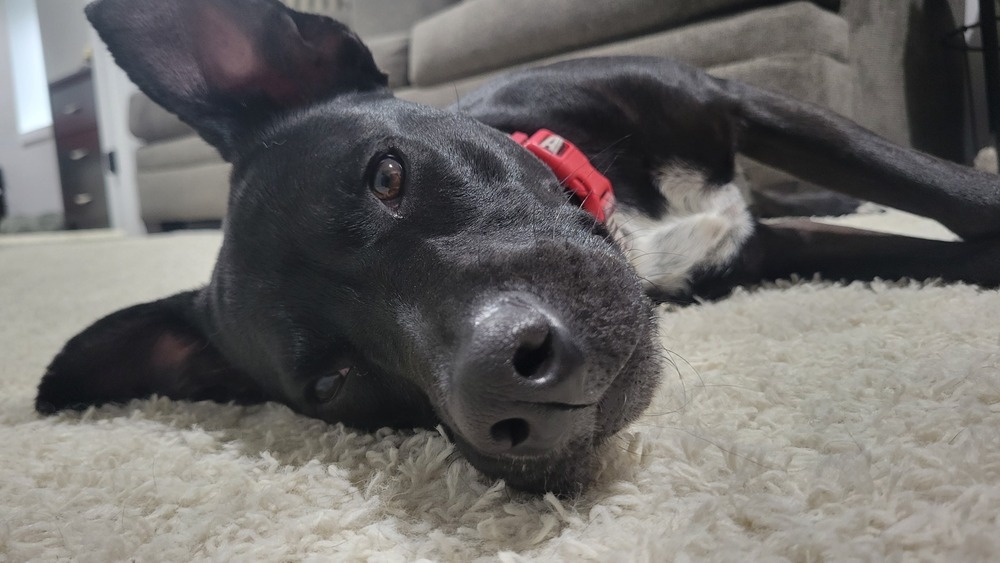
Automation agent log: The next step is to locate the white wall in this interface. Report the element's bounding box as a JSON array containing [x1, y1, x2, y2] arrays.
[[90, 28, 144, 235], [0, 0, 62, 219], [36, 0, 90, 82]]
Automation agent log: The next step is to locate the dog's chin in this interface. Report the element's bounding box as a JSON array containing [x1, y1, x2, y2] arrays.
[[449, 429, 601, 496], [447, 329, 662, 496]]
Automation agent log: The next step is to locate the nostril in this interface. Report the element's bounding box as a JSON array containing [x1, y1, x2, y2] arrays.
[[490, 418, 531, 449], [452, 295, 589, 456], [512, 331, 553, 379]]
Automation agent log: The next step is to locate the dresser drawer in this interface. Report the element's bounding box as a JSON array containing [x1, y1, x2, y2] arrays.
[[50, 69, 110, 230], [50, 70, 98, 137]]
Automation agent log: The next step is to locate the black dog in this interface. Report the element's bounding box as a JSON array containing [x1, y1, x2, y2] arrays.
[[36, 0, 1000, 495]]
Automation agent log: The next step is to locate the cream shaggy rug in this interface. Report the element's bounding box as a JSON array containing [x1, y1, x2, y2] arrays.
[[2, 211, 999, 561]]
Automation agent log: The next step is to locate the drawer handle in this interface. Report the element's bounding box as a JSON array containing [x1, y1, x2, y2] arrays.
[[68, 149, 89, 161], [74, 193, 93, 206], [62, 103, 82, 115]]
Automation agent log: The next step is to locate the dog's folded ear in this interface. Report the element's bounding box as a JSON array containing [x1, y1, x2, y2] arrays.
[[86, 0, 388, 160], [36, 291, 264, 415]]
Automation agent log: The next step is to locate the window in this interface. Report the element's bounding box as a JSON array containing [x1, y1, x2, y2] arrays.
[[5, 0, 52, 135]]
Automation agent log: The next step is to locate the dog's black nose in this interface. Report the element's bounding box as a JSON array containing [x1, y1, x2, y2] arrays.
[[450, 294, 589, 457]]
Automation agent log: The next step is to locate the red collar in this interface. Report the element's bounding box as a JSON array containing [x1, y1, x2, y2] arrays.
[[511, 129, 615, 223]]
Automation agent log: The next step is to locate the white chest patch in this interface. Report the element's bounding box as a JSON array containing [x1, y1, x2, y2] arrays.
[[608, 165, 754, 296]]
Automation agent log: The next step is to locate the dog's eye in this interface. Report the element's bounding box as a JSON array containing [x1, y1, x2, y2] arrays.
[[314, 367, 350, 402], [371, 156, 404, 202]]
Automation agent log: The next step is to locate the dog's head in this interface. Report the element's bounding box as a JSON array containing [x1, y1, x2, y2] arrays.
[[37, 0, 661, 494]]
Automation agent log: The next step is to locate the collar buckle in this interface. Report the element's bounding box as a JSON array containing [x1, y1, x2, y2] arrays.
[[511, 129, 615, 223]]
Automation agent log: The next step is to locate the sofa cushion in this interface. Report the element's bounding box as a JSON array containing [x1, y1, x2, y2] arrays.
[[409, 0, 839, 87], [399, 2, 848, 108], [282, 0, 352, 24], [587, 1, 848, 69], [350, 0, 459, 38], [138, 163, 230, 224], [368, 32, 411, 88], [129, 92, 193, 143], [710, 52, 852, 117], [136, 135, 221, 172]]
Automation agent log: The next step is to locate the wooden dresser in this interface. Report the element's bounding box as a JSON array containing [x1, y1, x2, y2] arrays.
[[49, 68, 109, 230]]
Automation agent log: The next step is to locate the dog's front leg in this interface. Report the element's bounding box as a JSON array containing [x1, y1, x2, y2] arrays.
[[731, 82, 1000, 243], [745, 220, 1000, 288]]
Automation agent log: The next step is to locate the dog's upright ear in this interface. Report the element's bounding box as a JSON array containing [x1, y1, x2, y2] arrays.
[[87, 0, 388, 160], [36, 291, 264, 415]]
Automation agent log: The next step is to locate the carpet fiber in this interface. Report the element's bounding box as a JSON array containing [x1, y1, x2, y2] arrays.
[[2, 213, 998, 561]]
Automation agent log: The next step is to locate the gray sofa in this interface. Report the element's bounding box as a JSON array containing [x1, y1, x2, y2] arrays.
[[128, 0, 965, 229]]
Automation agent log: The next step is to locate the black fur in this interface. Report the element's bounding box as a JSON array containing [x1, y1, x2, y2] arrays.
[[37, 0, 1000, 495]]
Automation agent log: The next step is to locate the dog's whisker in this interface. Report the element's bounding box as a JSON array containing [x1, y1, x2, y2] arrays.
[[630, 250, 696, 260], [590, 134, 633, 161], [632, 341, 706, 419], [599, 152, 624, 177], [664, 425, 780, 470], [614, 423, 782, 472]]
